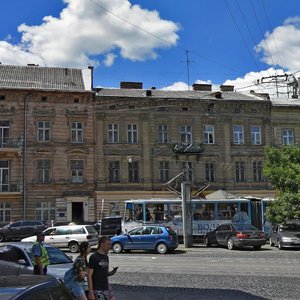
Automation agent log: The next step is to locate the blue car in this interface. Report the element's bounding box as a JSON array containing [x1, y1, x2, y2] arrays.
[[111, 225, 178, 254]]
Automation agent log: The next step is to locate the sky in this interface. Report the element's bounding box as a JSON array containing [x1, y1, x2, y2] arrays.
[[0, 0, 300, 98]]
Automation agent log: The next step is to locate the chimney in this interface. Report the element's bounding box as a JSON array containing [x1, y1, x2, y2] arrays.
[[146, 90, 152, 96], [192, 83, 212, 91], [220, 85, 234, 92], [120, 82, 143, 89]]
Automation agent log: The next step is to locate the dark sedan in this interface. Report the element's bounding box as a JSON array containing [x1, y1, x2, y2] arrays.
[[205, 223, 266, 250], [0, 275, 73, 300]]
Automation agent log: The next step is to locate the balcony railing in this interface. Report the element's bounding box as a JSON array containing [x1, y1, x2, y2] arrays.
[[172, 143, 204, 154], [0, 182, 22, 192], [0, 138, 23, 149]]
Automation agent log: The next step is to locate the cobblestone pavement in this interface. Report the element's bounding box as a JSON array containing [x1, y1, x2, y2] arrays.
[[108, 244, 300, 300]]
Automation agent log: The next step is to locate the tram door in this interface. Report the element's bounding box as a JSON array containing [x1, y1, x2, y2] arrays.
[[250, 201, 262, 230]]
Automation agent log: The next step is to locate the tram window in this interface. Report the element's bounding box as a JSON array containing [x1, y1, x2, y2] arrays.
[[217, 203, 238, 220], [169, 204, 182, 222], [194, 203, 214, 220], [134, 204, 143, 221], [240, 203, 248, 214]]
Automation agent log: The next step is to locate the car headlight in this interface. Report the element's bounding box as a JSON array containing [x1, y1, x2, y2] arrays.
[[281, 237, 292, 242]]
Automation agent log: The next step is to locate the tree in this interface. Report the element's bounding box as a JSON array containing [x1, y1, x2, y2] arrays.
[[264, 146, 300, 223]]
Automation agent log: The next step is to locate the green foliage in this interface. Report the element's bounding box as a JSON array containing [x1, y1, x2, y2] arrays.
[[264, 146, 300, 223]]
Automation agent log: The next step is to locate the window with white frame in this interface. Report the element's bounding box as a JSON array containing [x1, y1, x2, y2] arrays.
[[0, 160, 9, 192], [205, 162, 215, 182], [128, 161, 139, 182], [127, 124, 138, 143], [251, 126, 261, 145], [0, 121, 9, 148], [253, 161, 263, 182], [37, 121, 50, 142], [235, 162, 245, 182], [108, 161, 120, 182], [233, 125, 244, 144], [158, 125, 168, 143], [37, 160, 51, 183], [159, 161, 169, 182], [282, 129, 294, 145], [182, 161, 193, 182], [180, 125, 192, 144], [35, 202, 55, 221], [108, 124, 119, 143], [0, 202, 11, 223], [204, 125, 215, 144], [70, 160, 84, 183], [71, 122, 83, 143]]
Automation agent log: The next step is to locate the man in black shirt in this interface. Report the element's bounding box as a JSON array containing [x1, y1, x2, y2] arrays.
[[87, 236, 118, 300]]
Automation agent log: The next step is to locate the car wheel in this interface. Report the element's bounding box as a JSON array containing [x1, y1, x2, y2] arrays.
[[156, 242, 168, 254], [253, 245, 261, 250], [0, 233, 5, 242], [205, 237, 211, 247], [278, 241, 284, 250], [269, 238, 274, 247], [69, 241, 79, 253], [227, 238, 235, 250], [112, 242, 123, 254]]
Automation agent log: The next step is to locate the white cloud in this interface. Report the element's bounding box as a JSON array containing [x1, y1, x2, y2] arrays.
[[255, 17, 300, 71], [0, 0, 179, 67], [161, 81, 189, 91]]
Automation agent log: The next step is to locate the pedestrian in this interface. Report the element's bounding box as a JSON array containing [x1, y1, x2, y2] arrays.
[[64, 241, 91, 300], [50, 218, 55, 227], [32, 231, 49, 275], [87, 236, 118, 300]]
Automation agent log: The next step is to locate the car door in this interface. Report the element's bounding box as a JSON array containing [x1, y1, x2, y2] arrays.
[[125, 227, 144, 250], [215, 224, 231, 245], [43, 227, 57, 246], [7, 221, 23, 240], [137, 226, 158, 249], [51, 227, 71, 248]]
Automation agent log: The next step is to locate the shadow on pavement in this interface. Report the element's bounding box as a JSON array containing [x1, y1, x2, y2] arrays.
[[111, 284, 269, 300]]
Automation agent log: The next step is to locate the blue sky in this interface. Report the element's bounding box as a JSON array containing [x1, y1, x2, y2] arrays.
[[1, 0, 300, 97]]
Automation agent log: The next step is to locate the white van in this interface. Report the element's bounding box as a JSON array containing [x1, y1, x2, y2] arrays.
[[21, 224, 99, 253]]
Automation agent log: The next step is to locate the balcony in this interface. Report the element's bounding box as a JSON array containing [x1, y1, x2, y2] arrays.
[[0, 138, 23, 159], [172, 143, 204, 155], [0, 181, 22, 193]]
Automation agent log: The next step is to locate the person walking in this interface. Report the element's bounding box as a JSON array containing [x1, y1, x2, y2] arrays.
[[87, 236, 118, 300], [32, 232, 49, 275], [64, 241, 91, 300]]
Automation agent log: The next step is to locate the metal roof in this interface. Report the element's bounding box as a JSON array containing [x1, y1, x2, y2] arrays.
[[0, 64, 90, 92]]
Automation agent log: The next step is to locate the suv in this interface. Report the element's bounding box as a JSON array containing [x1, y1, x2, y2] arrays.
[[0, 220, 47, 242], [94, 216, 122, 236], [21, 224, 99, 253]]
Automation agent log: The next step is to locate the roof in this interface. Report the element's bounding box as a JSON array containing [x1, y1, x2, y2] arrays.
[[205, 190, 238, 200], [271, 98, 300, 107], [95, 88, 268, 101], [0, 64, 91, 92]]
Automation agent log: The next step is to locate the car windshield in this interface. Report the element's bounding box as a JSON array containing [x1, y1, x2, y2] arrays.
[[26, 246, 72, 265], [280, 224, 300, 232], [233, 224, 258, 231], [86, 226, 97, 234]]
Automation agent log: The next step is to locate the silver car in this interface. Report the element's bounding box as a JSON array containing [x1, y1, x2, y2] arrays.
[[0, 242, 73, 279]]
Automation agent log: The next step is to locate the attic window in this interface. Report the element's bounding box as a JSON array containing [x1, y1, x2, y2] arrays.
[[182, 107, 188, 111], [74, 98, 79, 103], [0, 95, 5, 101], [41, 96, 47, 102]]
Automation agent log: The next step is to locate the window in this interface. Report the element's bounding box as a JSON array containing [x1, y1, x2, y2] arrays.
[[158, 125, 168, 143], [37, 121, 50, 142], [70, 160, 84, 183], [251, 126, 261, 145], [0, 161, 9, 192], [35, 201, 55, 221], [203, 125, 215, 144], [235, 162, 245, 182], [205, 162, 215, 182], [159, 161, 169, 182], [282, 129, 294, 145], [108, 124, 119, 143], [0, 121, 9, 148], [108, 161, 120, 182], [128, 161, 139, 182], [127, 124, 138, 143], [253, 161, 263, 182], [0, 202, 11, 223], [182, 162, 193, 182], [233, 125, 244, 144], [180, 125, 192, 144], [71, 122, 83, 143], [37, 160, 51, 183]]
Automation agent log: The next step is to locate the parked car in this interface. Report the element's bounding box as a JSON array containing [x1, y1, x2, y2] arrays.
[[93, 216, 122, 236], [0, 220, 47, 242], [21, 224, 99, 253], [269, 221, 300, 250], [0, 275, 73, 300], [205, 223, 266, 250], [111, 225, 178, 254], [0, 242, 73, 279]]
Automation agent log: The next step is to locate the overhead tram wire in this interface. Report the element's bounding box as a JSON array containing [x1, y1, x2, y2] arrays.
[[87, 0, 264, 84]]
